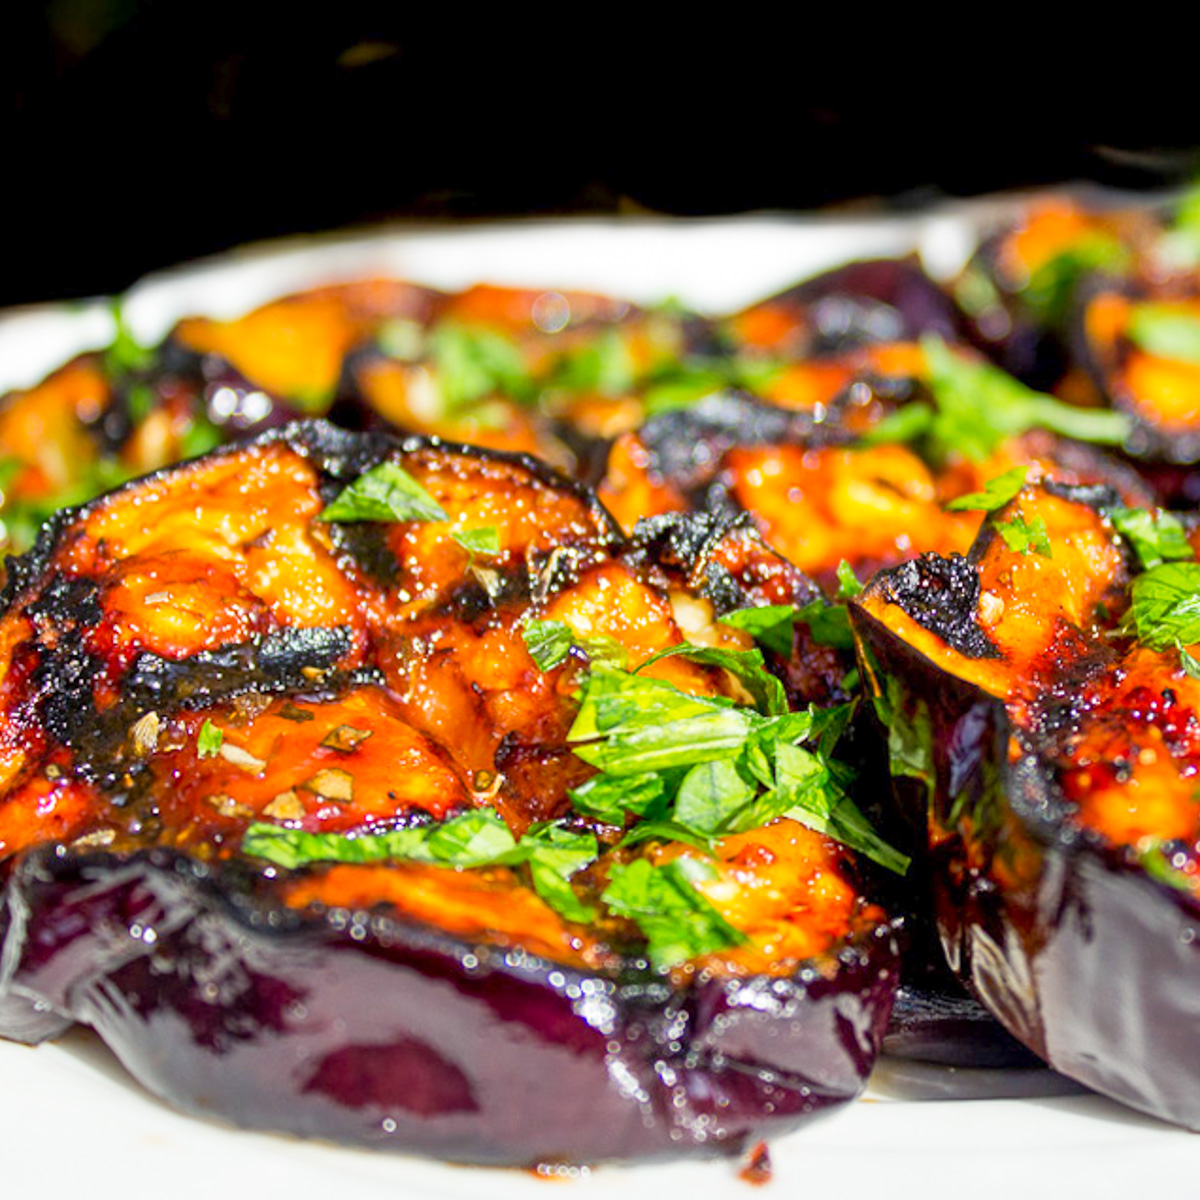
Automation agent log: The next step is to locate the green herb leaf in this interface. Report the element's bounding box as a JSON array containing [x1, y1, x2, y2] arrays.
[[104, 299, 156, 376], [320, 461, 448, 524], [995, 514, 1052, 558], [197, 720, 223, 758], [568, 771, 669, 825], [453, 526, 502, 557], [835, 560, 864, 600], [428, 321, 536, 409], [601, 857, 747, 968], [521, 620, 628, 672], [908, 337, 1130, 463], [1130, 562, 1200, 661], [1127, 304, 1200, 366], [179, 414, 222, 460], [673, 759, 757, 834], [717, 604, 797, 658], [549, 328, 636, 396], [1021, 233, 1131, 325], [522, 620, 574, 670], [242, 811, 598, 923], [794, 598, 855, 650], [634, 643, 788, 716], [1109, 507, 1194, 571], [946, 466, 1029, 513]]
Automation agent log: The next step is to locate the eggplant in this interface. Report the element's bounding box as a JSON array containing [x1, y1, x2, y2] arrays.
[[851, 477, 1200, 1125], [726, 257, 966, 358], [956, 201, 1150, 389], [0, 421, 899, 1164], [1074, 276, 1200, 481]]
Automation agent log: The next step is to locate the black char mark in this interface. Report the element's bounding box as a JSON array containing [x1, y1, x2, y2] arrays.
[[880, 554, 999, 660]]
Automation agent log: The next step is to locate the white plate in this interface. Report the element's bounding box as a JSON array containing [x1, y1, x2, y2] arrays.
[[2, 202, 1197, 1196]]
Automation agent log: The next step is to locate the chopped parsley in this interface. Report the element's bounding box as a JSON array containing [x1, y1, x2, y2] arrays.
[[320, 461, 448, 524]]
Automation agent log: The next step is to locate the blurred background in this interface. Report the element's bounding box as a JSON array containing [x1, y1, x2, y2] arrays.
[[4, 1, 1197, 308]]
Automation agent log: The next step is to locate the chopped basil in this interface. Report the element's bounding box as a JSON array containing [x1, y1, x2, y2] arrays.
[[946, 466, 1029, 513], [1130, 562, 1200, 672], [568, 664, 905, 872], [1109, 507, 1194, 571], [601, 857, 747, 969], [1021, 233, 1130, 325], [521, 619, 628, 672], [197, 720, 223, 758], [104, 299, 156, 376], [242, 810, 597, 923], [835, 559, 864, 599], [718, 604, 797, 658], [320, 461, 448, 524], [641, 356, 784, 417], [548, 328, 637, 396], [1126, 304, 1200, 366], [179, 413, 222, 460], [453, 525, 502, 557], [995, 514, 1052, 558], [428, 321, 536, 409], [633, 643, 788, 716], [866, 337, 1129, 463]]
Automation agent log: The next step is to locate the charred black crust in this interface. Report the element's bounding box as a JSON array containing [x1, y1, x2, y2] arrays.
[[876, 554, 1000, 660], [636, 390, 820, 494]]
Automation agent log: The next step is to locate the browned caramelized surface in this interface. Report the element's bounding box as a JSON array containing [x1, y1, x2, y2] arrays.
[[0, 427, 869, 976]]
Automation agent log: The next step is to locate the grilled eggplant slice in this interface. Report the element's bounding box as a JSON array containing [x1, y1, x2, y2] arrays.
[[852, 477, 1200, 1125], [0, 421, 899, 1164]]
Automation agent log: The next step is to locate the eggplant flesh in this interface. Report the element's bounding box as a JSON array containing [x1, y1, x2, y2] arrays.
[[851, 481, 1200, 1127], [0, 421, 898, 1164]]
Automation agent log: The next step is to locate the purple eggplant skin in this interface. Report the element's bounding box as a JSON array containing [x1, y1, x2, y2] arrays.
[[0, 846, 899, 1165], [767, 258, 967, 354], [851, 598, 1200, 1128]]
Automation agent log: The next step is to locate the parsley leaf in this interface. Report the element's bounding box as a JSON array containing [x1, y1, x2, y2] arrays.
[[601, 857, 747, 969], [1126, 304, 1200, 366], [946, 466, 1029, 513], [995, 514, 1052, 558], [197, 720, 223, 758], [1110, 507, 1194, 571], [320, 461, 448, 524]]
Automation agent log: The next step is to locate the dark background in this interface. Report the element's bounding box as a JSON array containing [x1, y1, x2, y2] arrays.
[[4, 1, 1197, 308]]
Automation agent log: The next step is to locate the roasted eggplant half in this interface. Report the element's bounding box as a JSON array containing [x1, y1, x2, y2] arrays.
[[852, 475, 1200, 1125], [0, 421, 901, 1165]]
